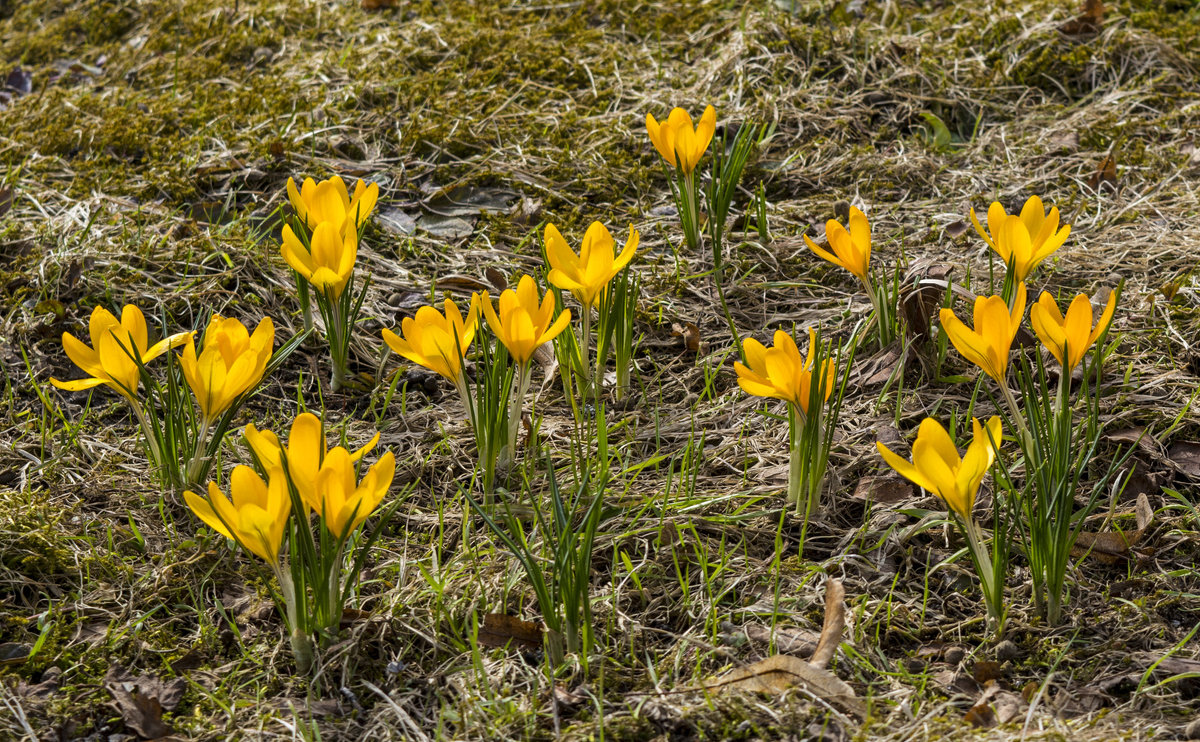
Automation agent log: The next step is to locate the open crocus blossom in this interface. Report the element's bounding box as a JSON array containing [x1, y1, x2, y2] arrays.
[[313, 446, 396, 539], [939, 283, 1027, 384], [482, 275, 571, 366], [735, 328, 835, 415], [545, 222, 639, 310], [180, 315, 275, 421], [1030, 289, 1117, 372], [244, 412, 380, 513], [286, 175, 379, 235], [970, 196, 1070, 282], [803, 206, 872, 284], [645, 105, 716, 175], [52, 304, 193, 400], [877, 416, 1002, 520], [184, 465, 291, 564], [382, 295, 481, 385], [281, 220, 359, 300]]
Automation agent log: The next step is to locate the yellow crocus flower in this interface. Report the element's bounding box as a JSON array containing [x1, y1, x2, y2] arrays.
[[969, 196, 1070, 282], [939, 283, 1027, 384], [645, 105, 716, 175], [286, 176, 378, 235], [381, 295, 480, 384], [1029, 290, 1116, 372], [803, 206, 872, 284], [545, 222, 639, 310], [281, 220, 359, 300], [313, 446, 396, 539], [481, 275, 571, 366], [244, 412, 380, 513], [735, 328, 835, 415], [184, 465, 291, 564], [52, 304, 193, 400], [180, 315, 275, 421], [877, 416, 1002, 520]]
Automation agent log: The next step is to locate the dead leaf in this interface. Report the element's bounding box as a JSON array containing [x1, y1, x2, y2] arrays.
[[965, 682, 1026, 727], [0, 187, 12, 219], [509, 196, 542, 225], [852, 476, 914, 504], [670, 322, 701, 353], [105, 665, 186, 739], [701, 654, 866, 718], [1106, 427, 1162, 458], [485, 267, 508, 291], [15, 666, 61, 702], [376, 206, 417, 236], [944, 220, 969, 238], [811, 579, 846, 669], [361, 0, 399, 8], [478, 613, 543, 650], [436, 274, 491, 293], [1167, 441, 1200, 478], [1059, 0, 1104, 35], [4, 67, 32, 95], [1071, 492, 1154, 564], [1087, 150, 1118, 191]]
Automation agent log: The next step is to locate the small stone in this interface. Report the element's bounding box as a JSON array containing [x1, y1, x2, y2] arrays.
[[905, 658, 924, 674], [994, 639, 1019, 662], [944, 646, 965, 665]]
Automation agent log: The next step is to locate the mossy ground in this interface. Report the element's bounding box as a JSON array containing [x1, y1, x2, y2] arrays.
[[2, 0, 1200, 740]]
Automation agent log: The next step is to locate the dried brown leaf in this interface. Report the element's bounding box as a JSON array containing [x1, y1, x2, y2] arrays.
[[1071, 492, 1154, 564], [478, 613, 542, 650], [105, 665, 186, 739], [702, 654, 866, 718], [670, 321, 701, 352], [1167, 441, 1200, 478], [811, 579, 845, 670], [1087, 151, 1118, 191]]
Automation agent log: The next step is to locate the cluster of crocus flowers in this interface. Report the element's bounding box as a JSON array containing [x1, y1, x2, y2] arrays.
[[52, 304, 193, 402], [244, 412, 390, 538], [970, 195, 1070, 288], [180, 315, 275, 423], [645, 105, 716, 176], [876, 416, 1006, 629], [282, 174, 379, 392], [185, 412, 394, 672]]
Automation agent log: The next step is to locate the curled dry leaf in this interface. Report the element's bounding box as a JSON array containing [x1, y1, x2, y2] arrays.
[[810, 578, 846, 669], [701, 654, 866, 718], [670, 321, 701, 353]]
